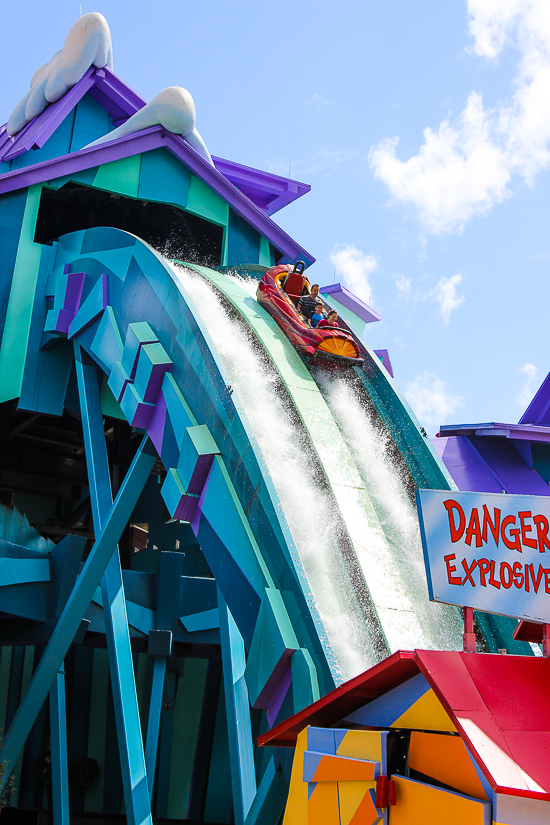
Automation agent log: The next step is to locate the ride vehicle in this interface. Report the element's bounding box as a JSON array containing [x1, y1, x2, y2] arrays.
[[256, 262, 363, 366]]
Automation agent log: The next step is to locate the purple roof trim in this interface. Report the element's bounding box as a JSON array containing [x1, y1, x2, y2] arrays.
[[0, 68, 96, 161], [519, 370, 550, 426], [319, 283, 381, 323], [434, 434, 550, 495], [212, 156, 310, 216], [374, 349, 393, 378], [439, 421, 550, 444], [87, 68, 145, 121], [0, 67, 146, 164], [1, 66, 308, 217], [0, 125, 314, 265]]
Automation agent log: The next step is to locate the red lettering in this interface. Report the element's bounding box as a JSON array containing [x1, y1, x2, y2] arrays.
[[518, 511, 537, 549], [478, 558, 491, 587], [502, 515, 522, 553], [461, 558, 477, 587], [444, 553, 462, 585], [488, 560, 501, 589], [525, 563, 530, 592], [482, 505, 500, 547], [545, 569, 550, 594], [444, 500, 465, 543], [526, 563, 544, 594], [465, 508, 483, 548], [500, 562, 513, 589], [513, 561, 524, 588], [533, 515, 550, 553]]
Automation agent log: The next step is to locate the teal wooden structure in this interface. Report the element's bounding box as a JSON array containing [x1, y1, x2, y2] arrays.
[[0, 30, 531, 825]]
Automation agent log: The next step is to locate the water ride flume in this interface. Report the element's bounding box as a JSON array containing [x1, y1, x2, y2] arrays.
[[257, 262, 364, 366]]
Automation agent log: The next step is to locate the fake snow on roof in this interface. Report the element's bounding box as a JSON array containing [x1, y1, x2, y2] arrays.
[[86, 86, 214, 166], [7, 12, 213, 166], [8, 14, 113, 135]]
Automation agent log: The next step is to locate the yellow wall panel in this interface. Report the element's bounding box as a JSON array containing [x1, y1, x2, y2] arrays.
[[392, 688, 456, 732], [283, 728, 309, 825], [338, 781, 376, 825], [390, 776, 490, 825], [337, 730, 383, 762], [409, 731, 488, 800], [308, 781, 340, 825]]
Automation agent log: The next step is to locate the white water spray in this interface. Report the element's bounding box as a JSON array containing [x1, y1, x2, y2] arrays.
[[319, 375, 462, 649], [174, 265, 376, 679]]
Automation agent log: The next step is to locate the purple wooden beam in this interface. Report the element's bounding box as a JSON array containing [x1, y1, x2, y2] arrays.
[[212, 156, 310, 216], [439, 421, 550, 444], [374, 349, 393, 377], [89, 68, 146, 122], [0, 126, 314, 265], [0, 69, 96, 162], [319, 283, 381, 323], [519, 370, 550, 426], [0, 67, 147, 164]]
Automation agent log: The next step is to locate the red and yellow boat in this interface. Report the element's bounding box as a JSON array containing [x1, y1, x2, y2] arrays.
[[256, 262, 363, 366]]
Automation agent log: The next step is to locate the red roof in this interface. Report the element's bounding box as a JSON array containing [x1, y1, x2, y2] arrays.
[[259, 649, 550, 802]]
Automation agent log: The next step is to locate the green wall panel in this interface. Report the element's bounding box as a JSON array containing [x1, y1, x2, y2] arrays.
[[93, 154, 142, 198], [186, 174, 229, 226], [167, 658, 209, 819], [84, 648, 109, 813], [48, 166, 100, 189], [138, 147, 191, 210], [0, 184, 44, 403], [227, 209, 261, 266], [0, 188, 29, 337], [259, 235, 271, 267]]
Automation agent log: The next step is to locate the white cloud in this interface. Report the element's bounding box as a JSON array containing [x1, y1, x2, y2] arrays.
[[428, 273, 466, 323], [329, 245, 378, 304], [395, 274, 412, 294], [369, 0, 550, 233], [405, 371, 464, 429], [517, 362, 538, 406]]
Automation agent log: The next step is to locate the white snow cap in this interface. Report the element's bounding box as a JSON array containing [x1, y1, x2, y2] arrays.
[[7, 13, 113, 136], [85, 86, 214, 166]]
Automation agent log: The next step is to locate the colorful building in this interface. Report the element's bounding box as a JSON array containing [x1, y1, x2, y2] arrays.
[[0, 13, 545, 825]]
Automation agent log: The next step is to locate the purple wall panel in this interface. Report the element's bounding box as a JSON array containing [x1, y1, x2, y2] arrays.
[[468, 435, 550, 496], [433, 436, 503, 493], [519, 370, 550, 426]]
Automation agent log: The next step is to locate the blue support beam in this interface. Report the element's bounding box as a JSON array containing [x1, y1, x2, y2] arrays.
[[218, 588, 256, 825], [49, 666, 70, 825], [145, 658, 165, 797], [145, 552, 185, 798], [74, 343, 153, 825], [0, 435, 156, 793]]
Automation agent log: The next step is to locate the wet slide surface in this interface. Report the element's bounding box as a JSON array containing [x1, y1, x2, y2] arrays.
[[174, 263, 463, 679]]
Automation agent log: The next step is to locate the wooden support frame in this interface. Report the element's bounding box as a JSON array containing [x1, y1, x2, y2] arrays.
[[74, 342, 153, 825], [0, 433, 156, 795]]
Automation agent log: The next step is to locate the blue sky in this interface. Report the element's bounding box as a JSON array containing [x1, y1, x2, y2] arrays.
[[2, 1, 549, 434]]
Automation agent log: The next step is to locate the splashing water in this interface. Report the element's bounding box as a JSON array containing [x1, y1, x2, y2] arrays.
[[318, 374, 462, 650], [173, 265, 378, 679]]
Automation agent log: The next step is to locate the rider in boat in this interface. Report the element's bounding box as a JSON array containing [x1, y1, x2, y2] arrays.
[[318, 310, 339, 328], [310, 303, 327, 328], [297, 284, 323, 321]]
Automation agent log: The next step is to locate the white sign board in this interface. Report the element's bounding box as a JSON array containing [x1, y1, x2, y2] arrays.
[[416, 489, 550, 624]]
